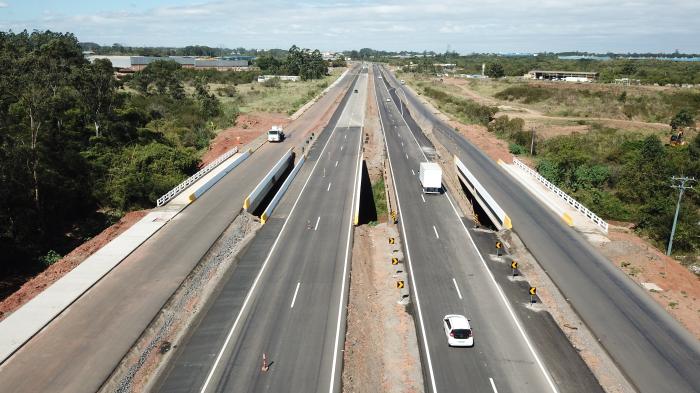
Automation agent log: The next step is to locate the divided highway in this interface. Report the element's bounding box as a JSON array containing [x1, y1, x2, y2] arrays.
[[0, 67, 359, 393], [379, 65, 700, 393], [156, 68, 368, 393], [373, 65, 558, 393]]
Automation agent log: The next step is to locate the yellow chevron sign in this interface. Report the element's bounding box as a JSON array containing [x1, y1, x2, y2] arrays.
[[396, 280, 405, 289], [392, 257, 399, 265]]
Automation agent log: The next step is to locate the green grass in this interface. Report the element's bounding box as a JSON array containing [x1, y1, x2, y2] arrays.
[[215, 68, 343, 115], [372, 177, 388, 218]]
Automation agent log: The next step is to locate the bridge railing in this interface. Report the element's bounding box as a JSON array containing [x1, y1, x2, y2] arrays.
[[156, 147, 239, 207], [513, 157, 608, 233]]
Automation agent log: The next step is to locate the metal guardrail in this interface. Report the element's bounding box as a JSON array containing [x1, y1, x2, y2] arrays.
[[513, 157, 609, 233], [156, 147, 239, 206]]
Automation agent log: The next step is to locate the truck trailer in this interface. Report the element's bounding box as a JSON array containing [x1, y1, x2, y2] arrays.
[[419, 162, 442, 194]]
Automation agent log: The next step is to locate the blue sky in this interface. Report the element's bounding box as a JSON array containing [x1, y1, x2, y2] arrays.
[[1, 0, 699, 53]]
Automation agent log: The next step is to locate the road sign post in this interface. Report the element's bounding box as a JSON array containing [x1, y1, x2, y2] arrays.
[[391, 257, 399, 265], [496, 241, 502, 256], [389, 237, 395, 245], [396, 280, 405, 289], [529, 287, 536, 304], [511, 261, 518, 277]]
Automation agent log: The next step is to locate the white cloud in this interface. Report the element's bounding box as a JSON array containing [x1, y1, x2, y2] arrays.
[[0, 1, 9, 8], [0, 0, 698, 52]]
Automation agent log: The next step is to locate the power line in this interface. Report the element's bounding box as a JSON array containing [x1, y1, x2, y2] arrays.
[[666, 176, 696, 256]]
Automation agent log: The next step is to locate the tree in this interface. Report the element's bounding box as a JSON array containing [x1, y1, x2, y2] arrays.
[[78, 58, 118, 137], [670, 109, 695, 130], [485, 62, 505, 78]]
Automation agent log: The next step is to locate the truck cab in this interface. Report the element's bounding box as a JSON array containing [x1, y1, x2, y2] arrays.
[[419, 162, 442, 194], [267, 126, 284, 142]]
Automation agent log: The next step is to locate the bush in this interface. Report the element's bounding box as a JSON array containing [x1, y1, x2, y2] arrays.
[[495, 85, 554, 104], [422, 85, 497, 126], [262, 77, 281, 88], [509, 143, 527, 155]]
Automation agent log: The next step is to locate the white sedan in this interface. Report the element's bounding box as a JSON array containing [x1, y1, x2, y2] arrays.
[[443, 314, 474, 347]]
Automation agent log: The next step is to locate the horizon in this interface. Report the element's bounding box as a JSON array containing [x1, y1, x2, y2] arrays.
[[1, 0, 699, 53]]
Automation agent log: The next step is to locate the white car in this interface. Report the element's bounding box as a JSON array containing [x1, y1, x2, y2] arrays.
[[386, 98, 391, 102], [443, 314, 474, 347]]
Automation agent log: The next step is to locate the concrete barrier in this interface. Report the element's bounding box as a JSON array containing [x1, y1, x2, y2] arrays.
[[454, 155, 512, 230], [188, 150, 251, 202], [260, 155, 306, 224], [244, 148, 294, 212], [353, 154, 364, 225], [157, 147, 239, 206]]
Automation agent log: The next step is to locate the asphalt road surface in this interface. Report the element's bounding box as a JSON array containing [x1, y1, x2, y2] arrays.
[[0, 67, 359, 393], [155, 67, 368, 393], [373, 65, 559, 393], [379, 65, 700, 393]]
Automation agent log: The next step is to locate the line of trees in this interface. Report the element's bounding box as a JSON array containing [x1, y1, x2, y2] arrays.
[[255, 45, 329, 80], [0, 31, 231, 288]]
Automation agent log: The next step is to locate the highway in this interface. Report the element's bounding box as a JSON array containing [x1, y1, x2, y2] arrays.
[[155, 68, 367, 393], [373, 65, 560, 393], [0, 67, 359, 393], [379, 65, 700, 393]]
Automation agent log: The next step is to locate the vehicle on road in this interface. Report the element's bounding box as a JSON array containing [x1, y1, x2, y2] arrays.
[[354, 89, 358, 93], [378, 76, 383, 79], [419, 162, 442, 194], [386, 98, 391, 102], [267, 126, 284, 142], [400, 79, 405, 84], [443, 314, 473, 347]]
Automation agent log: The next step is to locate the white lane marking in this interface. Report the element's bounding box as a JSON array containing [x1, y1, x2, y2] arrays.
[[328, 121, 364, 393], [490, 378, 499, 393], [373, 72, 438, 393], [290, 282, 301, 308], [411, 169, 415, 176], [341, 145, 344, 151], [381, 65, 558, 393], [199, 99, 345, 393], [421, 194, 426, 203], [345, 134, 347, 139], [433, 225, 440, 239], [401, 141, 404, 146], [452, 278, 463, 300], [405, 153, 408, 159], [335, 160, 339, 167], [327, 182, 332, 192], [315, 216, 321, 231]]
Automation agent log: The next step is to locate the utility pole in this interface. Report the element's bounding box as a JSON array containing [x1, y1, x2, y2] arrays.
[[666, 176, 696, 256], [530, 128, 536, 155]]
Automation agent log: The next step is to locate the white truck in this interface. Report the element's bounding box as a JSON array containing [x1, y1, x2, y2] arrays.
[[419, 162, 442, 194], [267, 126, 284, 142]]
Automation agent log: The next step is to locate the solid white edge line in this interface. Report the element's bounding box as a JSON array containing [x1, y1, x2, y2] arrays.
[[421, 194, 426, 203], [290, 282, 301, 309], [198, 80, 351, 393], [452, 278, 463, 300], [328, 111, 364, 392], [380, 65, 559, 393], [433, 225, 440, 239], [374, 65, 439, 393], [315, 216, 321, 231], [490, 377, 499, 393]]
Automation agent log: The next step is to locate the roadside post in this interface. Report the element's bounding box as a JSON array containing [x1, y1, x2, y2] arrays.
[[511, 261, 518, 277], [496, 241, 502, 256], [391, 257, 399, 265], [529, 287, 537, 304]]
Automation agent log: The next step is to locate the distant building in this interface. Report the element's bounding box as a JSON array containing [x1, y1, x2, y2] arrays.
[[257, 75, 301, 82], [526, 70, 598, 82], [128, 56, 250, 71]]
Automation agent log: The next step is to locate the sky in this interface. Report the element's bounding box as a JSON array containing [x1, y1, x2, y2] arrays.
[[1, 0, 699, 53]]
